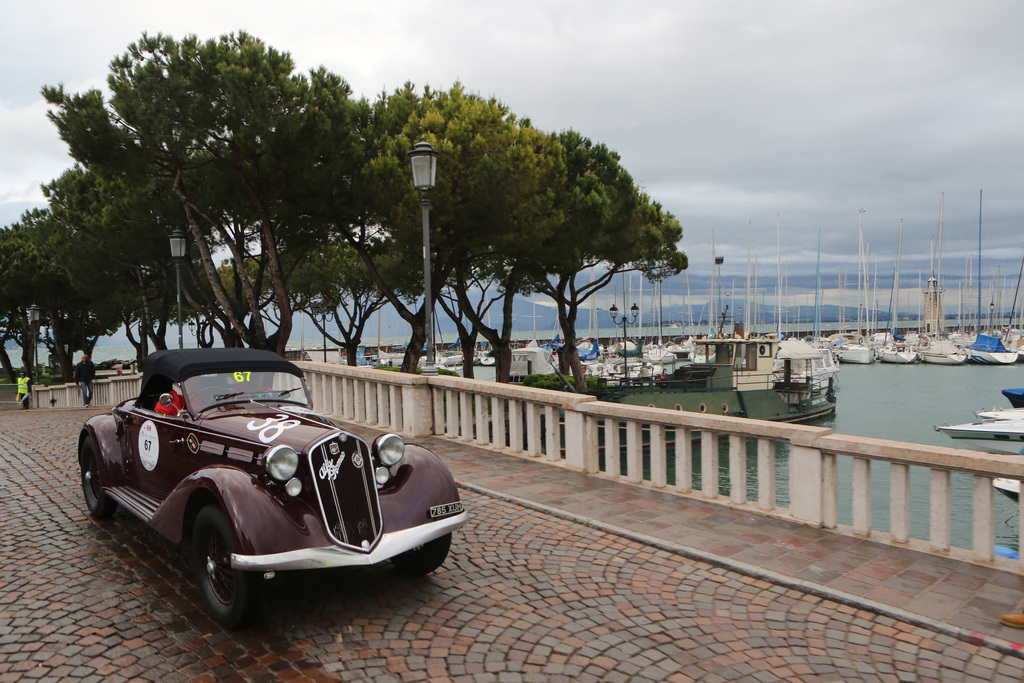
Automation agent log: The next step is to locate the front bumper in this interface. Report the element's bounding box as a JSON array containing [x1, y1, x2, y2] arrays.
[[230, 511, 468, 571]]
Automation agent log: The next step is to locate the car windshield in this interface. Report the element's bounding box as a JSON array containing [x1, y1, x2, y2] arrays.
[[182, 370, 309, 413]]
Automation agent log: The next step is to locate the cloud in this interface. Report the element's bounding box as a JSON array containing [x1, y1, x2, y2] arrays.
[[3, 0, 1023, 295]]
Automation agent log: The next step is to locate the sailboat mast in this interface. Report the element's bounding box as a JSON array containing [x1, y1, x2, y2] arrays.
[[977, 189, 983, 334], [746, 220, 752, 335], [814, 228, 821, 339], [858, 209, 867, 338], [776, 215, 782, 337]]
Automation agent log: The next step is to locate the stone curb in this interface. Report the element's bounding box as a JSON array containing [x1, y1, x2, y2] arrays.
[[458, 480, 1024, 661]]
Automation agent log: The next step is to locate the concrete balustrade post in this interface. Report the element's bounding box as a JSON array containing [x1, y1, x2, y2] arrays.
[[400, 382, 434, 437], [789, 444, 824, 526]]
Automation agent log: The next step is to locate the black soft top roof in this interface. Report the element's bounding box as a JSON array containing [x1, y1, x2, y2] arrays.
[[140, 348, 303, 396]]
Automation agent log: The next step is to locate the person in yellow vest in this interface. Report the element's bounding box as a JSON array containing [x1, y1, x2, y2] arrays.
[[16, 371, 30, 409]]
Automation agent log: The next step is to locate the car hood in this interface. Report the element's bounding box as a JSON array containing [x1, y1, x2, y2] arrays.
[[198, 403, 343, 453]]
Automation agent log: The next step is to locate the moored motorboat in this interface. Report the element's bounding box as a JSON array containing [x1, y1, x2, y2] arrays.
[[590, 336, 835, 422], [935, 418, 1024, 455], [1003, 388, 1024, 408], [995, 478, 1021, 500], [836, 342, 875, 364]]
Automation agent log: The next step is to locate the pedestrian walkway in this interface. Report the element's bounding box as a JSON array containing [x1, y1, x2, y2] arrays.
[[380, 424, 1024, 648], [3, 408, 1024, 682]]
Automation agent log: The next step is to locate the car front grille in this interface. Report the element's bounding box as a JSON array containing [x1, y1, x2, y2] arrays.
[[308, 435, 382, 550]]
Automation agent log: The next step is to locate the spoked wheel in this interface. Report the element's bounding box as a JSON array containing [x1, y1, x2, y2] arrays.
[[391, 533, 452, 577], [192, 506, 262, 629], [80, 435, 117, 519]]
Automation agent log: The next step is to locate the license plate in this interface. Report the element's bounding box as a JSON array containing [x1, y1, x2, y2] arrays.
[[429, 501, 464, 518]]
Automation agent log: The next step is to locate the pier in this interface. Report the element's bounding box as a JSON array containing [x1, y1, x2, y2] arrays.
[[12, 366, 1024, 679]]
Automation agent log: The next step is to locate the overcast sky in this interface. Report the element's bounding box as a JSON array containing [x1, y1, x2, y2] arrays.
[[3, 1, 1023, 302]]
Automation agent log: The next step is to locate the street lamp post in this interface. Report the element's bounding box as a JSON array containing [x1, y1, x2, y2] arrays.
[[609, 301, 640, 381], [408, 137, 439, 375], [312, 303, 328, 360], [169, 229, 187, 349], [28, 304, 40, 377]]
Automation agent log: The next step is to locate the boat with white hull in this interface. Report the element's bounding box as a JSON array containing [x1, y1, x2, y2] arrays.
[[836, 343, 874, 364], [919, 340, 967, 365], [936, 419, 1024, 455], [966, 334, 1018, 365], [878, 343, 918, 364]]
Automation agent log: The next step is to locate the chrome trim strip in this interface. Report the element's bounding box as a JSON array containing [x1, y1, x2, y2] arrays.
[[230, 512, 468, 571], [358, 441, 378, 537]]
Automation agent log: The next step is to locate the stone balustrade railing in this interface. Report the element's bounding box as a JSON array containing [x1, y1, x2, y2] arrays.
[[30, 374, 142, 410], [33, 361, 1023, 572], [298, 360, 1024, 573]]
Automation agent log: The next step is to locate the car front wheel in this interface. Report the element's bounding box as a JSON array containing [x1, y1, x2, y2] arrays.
[[192, 505, 262, 629], [80, 435, 117, 519], [391, 533, 452, 577]]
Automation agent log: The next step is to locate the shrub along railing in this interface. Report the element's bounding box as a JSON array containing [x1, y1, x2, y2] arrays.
[[299, 361, 1024, 573]]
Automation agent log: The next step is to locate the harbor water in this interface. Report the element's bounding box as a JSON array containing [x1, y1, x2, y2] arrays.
[[819, 361, 1024, 551]]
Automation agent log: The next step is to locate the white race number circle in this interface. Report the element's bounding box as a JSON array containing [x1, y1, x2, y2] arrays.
[[138, 419, 160, 471]]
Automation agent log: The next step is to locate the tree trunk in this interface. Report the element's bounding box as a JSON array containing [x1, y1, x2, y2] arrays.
[[492, 342, 513, 384], [344, 341, 359, 367], [0, 345, 14, 382], [402, 321, 426, 374]]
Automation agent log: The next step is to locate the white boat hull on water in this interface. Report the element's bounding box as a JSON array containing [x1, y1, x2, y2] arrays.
[[920, 351, 967, 364], [936, 419, 1024, 455], [919, 340, 967, 365], [967, 350, 1018, 365], [878, 345, 918, 364], [995, 478, 1021, 500], [836, 344, 874, 364]]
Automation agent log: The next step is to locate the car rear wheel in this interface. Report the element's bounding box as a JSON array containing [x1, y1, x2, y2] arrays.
[[80, 435, 117, 519], [391, 533, 452, 577], [192, 505, 262, 629]]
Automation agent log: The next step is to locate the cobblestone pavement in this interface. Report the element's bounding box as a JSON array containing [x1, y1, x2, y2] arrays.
[[4, 409, 1024, 682]]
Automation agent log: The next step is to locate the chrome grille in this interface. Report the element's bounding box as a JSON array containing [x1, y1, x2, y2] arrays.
[[308, 435, 382, 550]]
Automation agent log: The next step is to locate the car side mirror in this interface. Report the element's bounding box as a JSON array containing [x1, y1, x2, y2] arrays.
[[159, 393, 174, 406]]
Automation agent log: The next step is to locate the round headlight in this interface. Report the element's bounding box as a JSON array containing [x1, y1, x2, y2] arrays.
[[284, 477, 303, 496], [376, 434, 405, 466], [265, 445, 299, 481], [375, 466, 391, 485]]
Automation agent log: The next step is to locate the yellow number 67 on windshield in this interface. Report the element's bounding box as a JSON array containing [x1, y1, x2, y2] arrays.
[[234, 371, 251, 382]]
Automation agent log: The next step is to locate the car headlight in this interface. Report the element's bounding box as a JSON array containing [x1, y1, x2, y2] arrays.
[[375, 433, 405, 467], [265, 445, 299, 481]]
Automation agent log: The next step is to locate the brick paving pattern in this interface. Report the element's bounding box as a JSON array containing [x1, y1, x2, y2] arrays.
[[3, 408, 1024, 681]]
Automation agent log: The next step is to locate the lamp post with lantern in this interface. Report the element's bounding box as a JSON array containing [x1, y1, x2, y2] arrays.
[[609, 301, 640, 381], [408, 137, 439, 375], [169, 229, 187, 349], [28, 304, 40, 378]]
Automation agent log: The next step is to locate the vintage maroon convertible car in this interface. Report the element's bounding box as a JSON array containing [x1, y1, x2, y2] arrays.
[[78, 348, 466, 628]]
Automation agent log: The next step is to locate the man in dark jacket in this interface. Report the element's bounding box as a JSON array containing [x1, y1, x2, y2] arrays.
[[74, 354, 96, 407]]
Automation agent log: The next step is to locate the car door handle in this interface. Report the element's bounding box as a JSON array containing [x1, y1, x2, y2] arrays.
[[169, 438, 185, 445]]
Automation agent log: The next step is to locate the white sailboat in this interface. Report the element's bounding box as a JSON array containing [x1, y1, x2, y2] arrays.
[[838, 210, 875, 365], [919, 339, 967, 365], [878, 342, 918, 364]]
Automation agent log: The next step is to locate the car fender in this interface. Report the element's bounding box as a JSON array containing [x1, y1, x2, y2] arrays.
[[378, 444, 462, 533], [149, 466, 333, 555], [80, 414, 127, 488]]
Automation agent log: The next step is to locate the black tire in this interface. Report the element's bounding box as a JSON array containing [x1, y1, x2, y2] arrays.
[[391, 533, 452, 577], [192, 506, 262, 629], [80, 435, 118, 519]]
